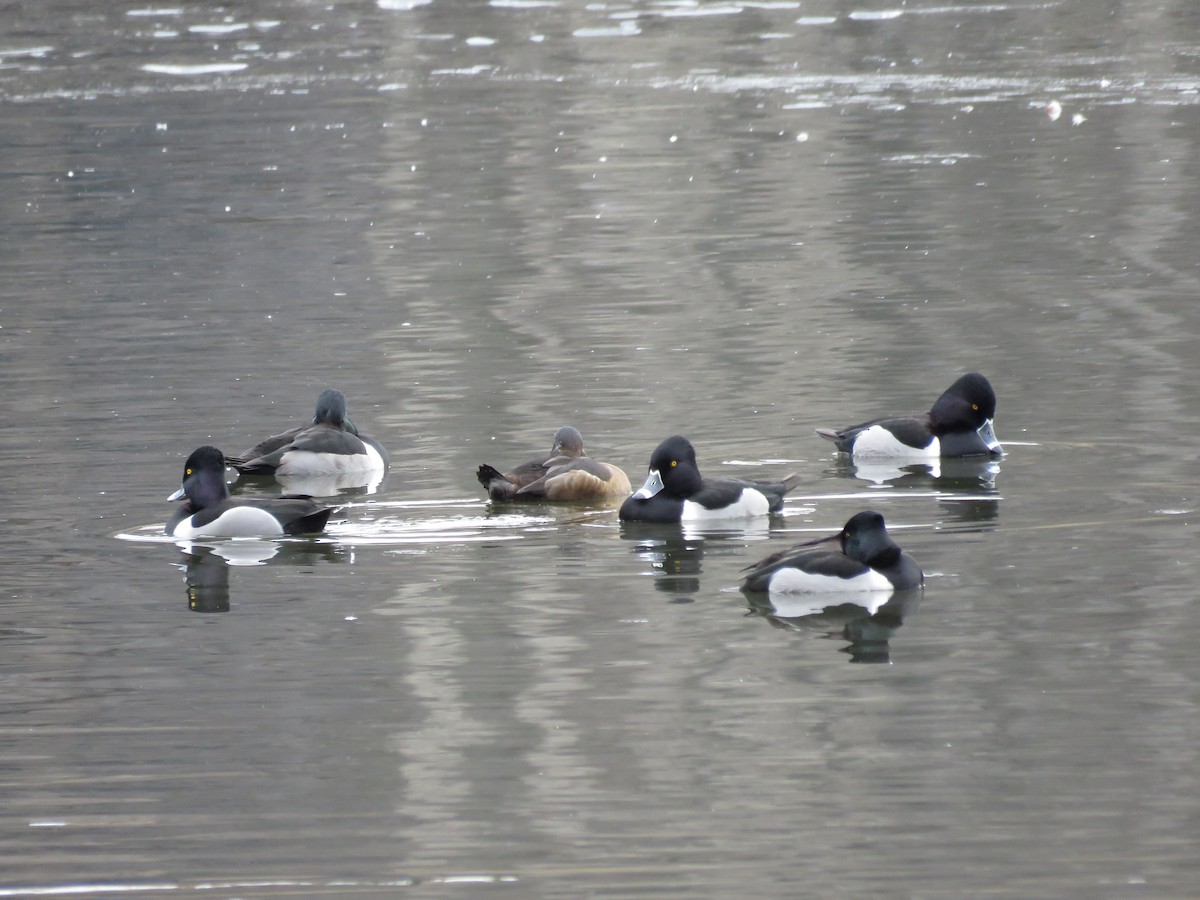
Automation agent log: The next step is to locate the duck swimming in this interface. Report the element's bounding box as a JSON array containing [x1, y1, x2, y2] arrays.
[[229, 388, 388, 476], [619, 435, 799, 523], [167, 446, 335, 538], [816, 372, 1001, 458], [477, 425, 631, 503]]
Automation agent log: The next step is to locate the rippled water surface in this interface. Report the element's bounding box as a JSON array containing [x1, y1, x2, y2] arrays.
[[3, 1, 1200, 896]]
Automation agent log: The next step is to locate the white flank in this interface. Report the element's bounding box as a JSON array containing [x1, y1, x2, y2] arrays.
[[852, 426, 939, 458], [767, 566, 893, 594], [276, 448, 382, 476], [766, 589, 892, 618], [680, 489, 769, 520], [174, 507, 284, 539]]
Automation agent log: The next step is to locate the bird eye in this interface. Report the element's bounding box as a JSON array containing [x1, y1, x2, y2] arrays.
[[670, 460, 677, 468], [971, 403, 979, 411], [186, 468, 193, 475]]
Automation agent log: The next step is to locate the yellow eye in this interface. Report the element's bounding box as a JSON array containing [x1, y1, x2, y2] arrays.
[[971, 403, 979, 411], [670, 460, 677, 468], [186, 468, 193, 475]]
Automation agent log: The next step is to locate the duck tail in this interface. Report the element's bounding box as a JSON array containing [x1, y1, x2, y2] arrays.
[[476, 463, 504, 488], [227, 457, 276, 475], [477, 464, 521, 500]]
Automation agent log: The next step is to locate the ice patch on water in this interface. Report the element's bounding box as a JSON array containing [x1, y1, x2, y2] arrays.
[[848, 9, 904, 20], [189, 23, 249, 35], [0, 46, 54, 58], [658, 5, 744, 17], [142, 62, 248, 75], [574, 21, 641, 38]]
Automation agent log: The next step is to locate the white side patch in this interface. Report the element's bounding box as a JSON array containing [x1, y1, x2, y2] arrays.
[[173, 506, 285, 539], [852, 426, 939, 458], [767, 566, 894, 594], [766, 590, 892, 618], [680, 489, 770, 521], [363, 443, 386, 471], [276, 449, 380, 476]]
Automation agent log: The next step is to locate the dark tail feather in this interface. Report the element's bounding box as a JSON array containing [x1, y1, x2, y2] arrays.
[[283, 507, 335, 535], [233, 463, 277, 475], [226, 455, 278, 475], [477, 464, 521, 500], [477, 463, 504, 488], [762, 472, 802, 513]]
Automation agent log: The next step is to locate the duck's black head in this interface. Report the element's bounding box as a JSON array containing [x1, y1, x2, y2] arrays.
[[930, 373, 996, 432], [840, 510, 900, 566], [645, 435, 702, 497], [171, 445, 231, 509]]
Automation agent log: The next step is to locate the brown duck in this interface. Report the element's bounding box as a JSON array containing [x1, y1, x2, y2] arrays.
[[477, 426, 631, 503]]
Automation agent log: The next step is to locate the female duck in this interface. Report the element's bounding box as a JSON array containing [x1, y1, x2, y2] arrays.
[[229, 389, 388, 476], [477, 425, 631, 503], [167, 446, 335, 538], [619, 435, 799, 523], [741, 510, 922, 594], [816, 372, 1001, 458]]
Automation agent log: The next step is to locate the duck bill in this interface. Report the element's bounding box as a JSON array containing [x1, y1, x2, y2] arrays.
[[977, 418, 1003, 456], [167, 487, 186, 501], [632, 468, 665, 500]]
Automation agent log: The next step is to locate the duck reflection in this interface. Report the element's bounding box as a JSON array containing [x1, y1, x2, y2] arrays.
[[619, 520, 773, 598], [274, 470, 385, 497], [744, 588, 923, 664], [619, 523, 706, 597], [830, 456, 1002, 524], [831, 455, 999, 488], [176, 540, 343, 613], [181, 544, 235, 613]]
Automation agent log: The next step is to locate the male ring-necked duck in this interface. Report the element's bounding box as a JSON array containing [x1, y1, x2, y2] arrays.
[[618, 435, 799, 523], [167, 446, 335, 538], [816, 372, 1001, 459], [477, 425, 632, 503], [741, 510, 923, 594], [228, 389, 388, 476]]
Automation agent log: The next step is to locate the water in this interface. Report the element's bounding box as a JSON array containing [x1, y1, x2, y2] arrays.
[[2, 0, 1199, 895]]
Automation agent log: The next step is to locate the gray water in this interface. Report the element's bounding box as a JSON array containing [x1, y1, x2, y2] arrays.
[[2, 1, 1199, 896]]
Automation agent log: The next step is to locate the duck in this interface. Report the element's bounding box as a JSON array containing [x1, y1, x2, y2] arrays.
[[228, 389, 388, 476], [618, 435, 799, 523], [166, 446, 335, 538], [741, 510, 923, 594], [816, 372, 1001, 458], [477, 425, 632, 502]]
